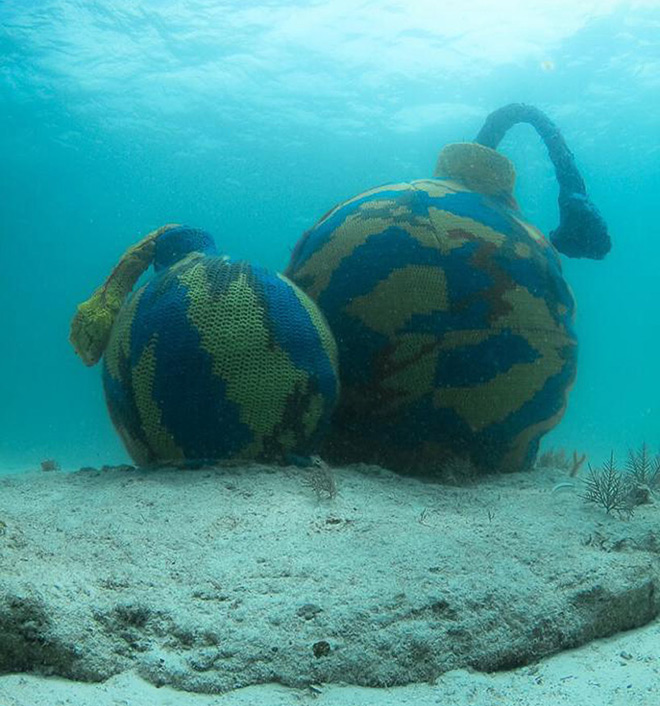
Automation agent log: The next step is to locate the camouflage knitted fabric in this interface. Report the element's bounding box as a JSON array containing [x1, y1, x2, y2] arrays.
[[286, 148, 576, 474], [100, 226, 339, 466]]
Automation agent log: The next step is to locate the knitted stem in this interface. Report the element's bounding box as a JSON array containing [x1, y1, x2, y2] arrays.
[[475, 103, 610, 259], [70, 223, 179, 366]]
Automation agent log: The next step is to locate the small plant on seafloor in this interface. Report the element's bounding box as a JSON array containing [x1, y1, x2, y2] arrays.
[[581, 452, 633, 517], [438, 454, 478, 485], [626, 443, 660, 489], [581, 444, 660, 518], [536, 448, 587, 476], [301, 455, 337, 500]]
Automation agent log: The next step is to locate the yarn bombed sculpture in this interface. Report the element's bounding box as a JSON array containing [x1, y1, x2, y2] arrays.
[[286, 104, 610, 475], [70, 225, 339, 466]]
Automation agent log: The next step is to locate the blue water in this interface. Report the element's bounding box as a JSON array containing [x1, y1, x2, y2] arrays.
[[1, 0, 658, 472]]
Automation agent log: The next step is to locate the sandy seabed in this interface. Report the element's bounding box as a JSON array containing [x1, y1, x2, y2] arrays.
[[0, 460, 658, 706], [1, 627, 659, 706]]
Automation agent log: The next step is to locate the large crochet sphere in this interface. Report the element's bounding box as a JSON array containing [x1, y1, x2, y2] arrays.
[[102, 227, 339, 466], [286, 146, 577, 474]]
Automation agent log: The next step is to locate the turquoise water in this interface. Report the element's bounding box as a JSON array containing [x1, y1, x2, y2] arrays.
[[1, 0, 658, 472]]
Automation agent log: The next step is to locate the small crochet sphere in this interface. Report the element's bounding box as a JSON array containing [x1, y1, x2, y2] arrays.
[[95, 226, 339, 466], [285, 144, 577, 475]]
